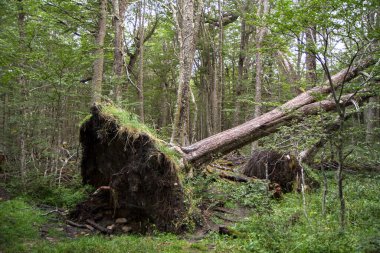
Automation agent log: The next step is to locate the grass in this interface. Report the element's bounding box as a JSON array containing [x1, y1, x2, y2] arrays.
[[0, 198, 46, 253], [1, 171, 379, 253], [7, 172, 92, 209]]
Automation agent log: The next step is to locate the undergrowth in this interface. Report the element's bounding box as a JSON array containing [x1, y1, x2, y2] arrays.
[[0, 199, 46, 252], [1, 171, 379, 252], [7, 172, 92, 208]]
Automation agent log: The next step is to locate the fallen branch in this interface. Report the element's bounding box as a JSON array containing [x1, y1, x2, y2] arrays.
[[85, 219, 110, 234], [67, 220, 95, 231], [206, 164, 257, 182]]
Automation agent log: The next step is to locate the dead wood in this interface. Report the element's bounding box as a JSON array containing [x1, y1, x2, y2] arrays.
[[218, 172, 251, 183], [206, 166, 253, 182], [66, 220, 95, 231], [181, 58, 375, 167], [85, 219, 110, 234]]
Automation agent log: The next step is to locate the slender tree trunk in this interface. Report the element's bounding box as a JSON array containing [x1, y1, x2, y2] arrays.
[[17, 0, 27, 182], [91, 0, 107, 105], [365, 96, 377, 143], [337, 118, 346, 229], [211, 50, 219, 134], [217, 0, 224, 131], [112, 0, 127, 103], [296, 33, 304, 79], [158, 82, 170, 129], [234, 3, 249, 126], [252, 0, 269, 151], [305, 27, 317, 84], [321, 153, 328, 217], [137, 0, 145, 122], [170, 0, 202, 145]]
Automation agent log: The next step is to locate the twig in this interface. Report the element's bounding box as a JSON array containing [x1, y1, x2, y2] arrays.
[[43, 209, 66, 216], [85, 219, 110, 234]]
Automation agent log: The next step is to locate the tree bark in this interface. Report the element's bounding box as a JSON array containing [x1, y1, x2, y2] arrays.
[[233, 16, 247, 126], [365, 96, 378, 143], [305, 27, 317, 84], [17, 0, 27, 182], [112, 0, 127, 103], [170, 0, 203, 145], [91, 0, 107, 105], [137, 0, 145, 122], [252, 0, 269, 150], [180, 58, 375, 167]]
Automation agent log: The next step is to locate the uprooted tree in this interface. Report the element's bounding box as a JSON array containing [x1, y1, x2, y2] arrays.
[[181, 57, 376, 167], [71, 58, 376, 233]]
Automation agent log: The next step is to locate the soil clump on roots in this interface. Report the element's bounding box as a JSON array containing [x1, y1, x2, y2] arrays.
[[70, 105, 187, 233], [242, 150, 301, 192]]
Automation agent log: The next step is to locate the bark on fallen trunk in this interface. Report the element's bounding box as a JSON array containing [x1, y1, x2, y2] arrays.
[[182, 58, 375, 167]]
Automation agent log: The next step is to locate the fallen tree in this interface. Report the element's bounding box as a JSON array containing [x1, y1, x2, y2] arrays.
[[73, 58, 375, 233], [181, 58, 376, 167]]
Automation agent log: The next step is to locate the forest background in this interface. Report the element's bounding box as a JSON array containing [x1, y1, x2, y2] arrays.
[[0, 0, 379, 252]]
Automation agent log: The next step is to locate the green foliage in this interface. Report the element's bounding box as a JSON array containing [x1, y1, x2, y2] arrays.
[[0, 199, 45, 253], [201, 172, 380, 253], [210, 180, 270, 211], [1, 172, 379, 253], [8, 172, 91, 208]]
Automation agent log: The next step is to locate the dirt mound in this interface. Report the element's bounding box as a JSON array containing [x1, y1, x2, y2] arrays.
[[70, 105, 187, 233], [241, 150, 301, 192]]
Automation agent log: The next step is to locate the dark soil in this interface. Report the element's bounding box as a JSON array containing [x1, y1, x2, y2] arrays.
[[70, 106, 186, 233], [241, 150, 301, 192]]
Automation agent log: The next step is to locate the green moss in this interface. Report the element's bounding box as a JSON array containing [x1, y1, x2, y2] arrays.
[[102, 105, 157, 139], [79, 114, 92, 126], [0, 199, 46, 253], [80, 104, 182, 166]]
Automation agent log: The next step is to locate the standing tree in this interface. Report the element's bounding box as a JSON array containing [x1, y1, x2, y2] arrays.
[[252, 0, 269, 150], [112, 0, 127, 103], [170, 0, 203, 145], [137, 0, 146, 122], [91, 0, 108, 105]]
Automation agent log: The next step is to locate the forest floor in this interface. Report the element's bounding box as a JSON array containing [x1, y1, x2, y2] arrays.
[[1, 158, 379, 253]]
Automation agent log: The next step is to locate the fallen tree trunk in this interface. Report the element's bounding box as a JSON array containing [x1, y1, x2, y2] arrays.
[[182, 58, 375, 167], [74, 59, 375, 233]]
